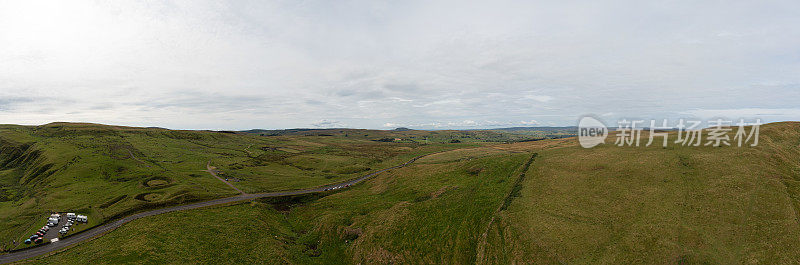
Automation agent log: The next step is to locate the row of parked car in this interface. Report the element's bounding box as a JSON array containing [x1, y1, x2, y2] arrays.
[[24, 212, 89, 245], [323, 184, 350, 191], [59, 213, 88, 235], [46, 213, 60, 227], [24, 225, 50, 244]]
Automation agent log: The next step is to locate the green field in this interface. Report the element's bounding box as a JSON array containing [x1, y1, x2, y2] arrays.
[[18, 148, 534, 264], [3, 122, 800, 264], [482, 122, 800, 264], [0, 123, 481, 251]]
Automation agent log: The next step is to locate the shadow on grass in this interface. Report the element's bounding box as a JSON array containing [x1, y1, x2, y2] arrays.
[[258, 192, 331, 212]]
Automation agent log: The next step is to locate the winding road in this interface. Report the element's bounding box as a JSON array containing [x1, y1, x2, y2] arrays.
[[0, 152, 437, 264]]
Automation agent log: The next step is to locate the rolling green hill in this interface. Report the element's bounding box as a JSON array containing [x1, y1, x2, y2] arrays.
[[483, 122, 800, 264], [4, 122, 800, 264], [0, 123, 466, 251], [242, 127, 574, 143]]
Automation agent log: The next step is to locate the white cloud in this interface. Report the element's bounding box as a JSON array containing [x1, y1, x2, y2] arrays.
[[524, 95, 554, 103], [520, 120, 540, 125], [1, 0, 799, 129], [310, 120, 346, 128], [380, 119, 551, 129], [679, 108, 800, 120]]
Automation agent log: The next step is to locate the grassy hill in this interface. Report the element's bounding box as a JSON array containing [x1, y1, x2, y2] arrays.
[[16, 147, 539, 264], [0, 123, 235, 249], [482, 122, 800, 264], [243, 127, 573, 143], [4, 122, 800, 264], [0, 123, 469, 251]]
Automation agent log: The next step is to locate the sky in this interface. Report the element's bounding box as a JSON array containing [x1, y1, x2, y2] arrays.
[[1, 0, 799, 130]]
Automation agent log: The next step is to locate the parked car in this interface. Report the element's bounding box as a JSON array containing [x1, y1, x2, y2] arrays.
[[48, 216, 59, 227]]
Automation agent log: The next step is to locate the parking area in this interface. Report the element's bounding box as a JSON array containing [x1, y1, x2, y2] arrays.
[[23, 213, 88, 246]]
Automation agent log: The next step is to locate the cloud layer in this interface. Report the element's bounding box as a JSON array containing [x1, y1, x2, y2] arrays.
[[1, 0, 799, 130]]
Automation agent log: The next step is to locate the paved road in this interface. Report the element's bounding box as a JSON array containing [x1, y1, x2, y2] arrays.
[[0, 152, 437, 264]]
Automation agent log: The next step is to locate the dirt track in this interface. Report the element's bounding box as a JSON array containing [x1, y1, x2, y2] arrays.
[[205, 161, 245, 194]]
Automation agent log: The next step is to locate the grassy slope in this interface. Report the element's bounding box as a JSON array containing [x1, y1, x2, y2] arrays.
[[227, 135, 466, 193], [484, 122, 800, 264], [0, 123, 466, 251], [21, 203, 294, 264], [7, 122, 800, 264], [21, 148, 535, 264]]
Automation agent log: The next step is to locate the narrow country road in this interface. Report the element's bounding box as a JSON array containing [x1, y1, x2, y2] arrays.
[[0, 152, 437, 264], [205, 161, 245, 194]]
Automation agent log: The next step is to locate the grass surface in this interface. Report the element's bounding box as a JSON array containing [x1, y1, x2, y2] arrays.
[[483, 122, 800, 264], [19, 148, 534, 264], [5, 122, 800, 264], [0, 123, 478, 251]]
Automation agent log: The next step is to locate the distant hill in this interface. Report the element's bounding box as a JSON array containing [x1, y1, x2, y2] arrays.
[[241, 127, 580, 143], [490, 126, 577, 132], [17, 121, 800, 264]]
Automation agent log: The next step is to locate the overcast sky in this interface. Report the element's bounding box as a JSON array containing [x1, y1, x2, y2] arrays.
[[1, 0, 799, 130]]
